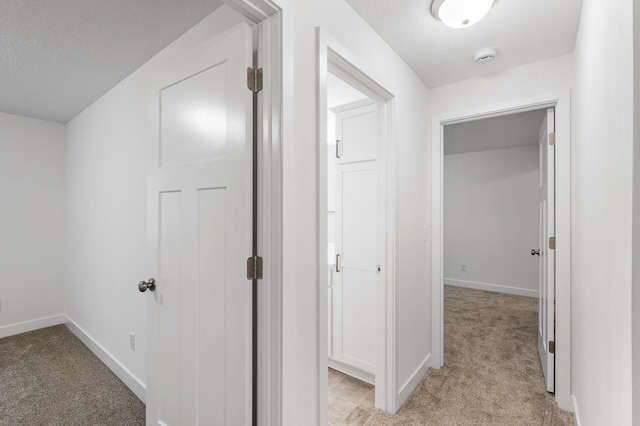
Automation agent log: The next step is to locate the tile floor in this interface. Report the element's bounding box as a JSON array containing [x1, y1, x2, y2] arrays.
[[328, 368, 375, 426]]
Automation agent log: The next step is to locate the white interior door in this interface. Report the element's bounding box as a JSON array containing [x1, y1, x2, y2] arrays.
[[144, 22, 253, 425], [537, 108, 555, 393], [332, 102, 378, 378]]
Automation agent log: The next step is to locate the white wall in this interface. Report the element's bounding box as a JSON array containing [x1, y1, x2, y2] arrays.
[[0, 113, 66, 337], [429, 54, 574, 115], [279, 0, 430, 422], [572, 0, 634, 424], [444, 145, 539, 297], [64, 6, 244, 394]]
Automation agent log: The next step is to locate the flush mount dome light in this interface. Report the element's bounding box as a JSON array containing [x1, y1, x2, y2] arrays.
[[431, 0, 498, 29]]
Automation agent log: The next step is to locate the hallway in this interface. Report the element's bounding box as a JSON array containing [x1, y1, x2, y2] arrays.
[[365, 286, 573, 425], [0, 1, 636, 422]]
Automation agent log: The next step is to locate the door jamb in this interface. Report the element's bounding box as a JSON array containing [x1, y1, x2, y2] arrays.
[[318, 29, 397, 417], [430, 91, 572, 411], [255, 10, 283, 426], [222, 1, 283, 425]]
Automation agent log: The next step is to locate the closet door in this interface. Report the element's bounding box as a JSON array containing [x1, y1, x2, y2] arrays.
[[332, 102, 378, 376]]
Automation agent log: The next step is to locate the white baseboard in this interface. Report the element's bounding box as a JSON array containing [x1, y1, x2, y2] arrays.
[[328, 358, 375, 385], [65, 316, 146, 403], [397, 353, 430, 408], [572, 395, 582, 426], [444, 278, 538, 298], [0, 314, 67, 339]]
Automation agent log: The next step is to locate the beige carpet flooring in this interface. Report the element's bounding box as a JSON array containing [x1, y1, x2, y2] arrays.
[[366, 285, 573, 426], [0, 324, 145, 425]]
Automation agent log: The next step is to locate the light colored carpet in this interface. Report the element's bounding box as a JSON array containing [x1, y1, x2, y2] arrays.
[[0, 324, 145, 425], [366, 285, 573, 426]]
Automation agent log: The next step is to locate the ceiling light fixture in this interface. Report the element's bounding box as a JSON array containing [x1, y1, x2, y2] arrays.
[[431, 0, 498, 29]]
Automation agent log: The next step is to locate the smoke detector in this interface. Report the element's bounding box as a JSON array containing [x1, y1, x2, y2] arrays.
[[474, 48, 496, 64]]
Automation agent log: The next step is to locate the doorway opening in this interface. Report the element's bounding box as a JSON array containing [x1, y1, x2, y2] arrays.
[[326, 70, 379, 424], [318, 44, 396, 423], [442, 107, 555, 394], [431, 91, 572, 411]]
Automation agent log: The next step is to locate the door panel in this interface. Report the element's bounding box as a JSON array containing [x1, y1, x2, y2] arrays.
[[340, 268, 377, 370], [537, 108, 555, 393], [146, 22, 253, 426], [196, 187, 227, 423], [332, 101, 379, 377], [341, 167, 378, 270], [160, 64, 228, 167], [157, 191, 182, 425], [336, 103, 377, 164]]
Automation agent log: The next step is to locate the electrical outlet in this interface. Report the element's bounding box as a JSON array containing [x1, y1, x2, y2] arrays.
[[129, 332, 135, 351], [460, 263, 467, 272]]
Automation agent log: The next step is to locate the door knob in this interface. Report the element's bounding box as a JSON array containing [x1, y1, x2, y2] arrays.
[[138, 278, 156, 292], [531, 249, 541, 256]]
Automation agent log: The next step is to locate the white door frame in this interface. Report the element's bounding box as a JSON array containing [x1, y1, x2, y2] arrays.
[[221, 1, 283, 425], [430, 91, 572, 411], [317, 29, 397, 417]]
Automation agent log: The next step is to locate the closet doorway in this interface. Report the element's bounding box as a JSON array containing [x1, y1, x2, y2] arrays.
[[320, 49, 395, 422], [327, 73, 379, 384]]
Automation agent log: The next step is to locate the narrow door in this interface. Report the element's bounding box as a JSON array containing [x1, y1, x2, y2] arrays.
[[537, 108, 556, 393], [332, 102, 379, 378], [143, 22, 254, 425]]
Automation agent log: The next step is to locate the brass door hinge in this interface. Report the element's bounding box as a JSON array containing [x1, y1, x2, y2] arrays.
[[549, 237, 556, 250], [549, 340, 556, 354], [247, 67, 263, 93], [549, 132, 556, 146], [247, 256, 263, 280]]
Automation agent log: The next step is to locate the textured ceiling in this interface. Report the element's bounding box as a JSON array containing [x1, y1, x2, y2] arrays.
[[345, 0, 583, 88], [1, 1, 583, 124], [0, 0, 224, 123], [444, 109, 546, 155]]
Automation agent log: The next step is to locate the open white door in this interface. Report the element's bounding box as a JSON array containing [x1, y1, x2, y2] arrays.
[[331, 101, 379, 381], [537, 108, 555, 393], [142, 22, 254, 425]]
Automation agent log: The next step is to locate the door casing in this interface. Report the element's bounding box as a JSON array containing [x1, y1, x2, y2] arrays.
[[317, 30, 397, 418], [430, 91, 572, 411]]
